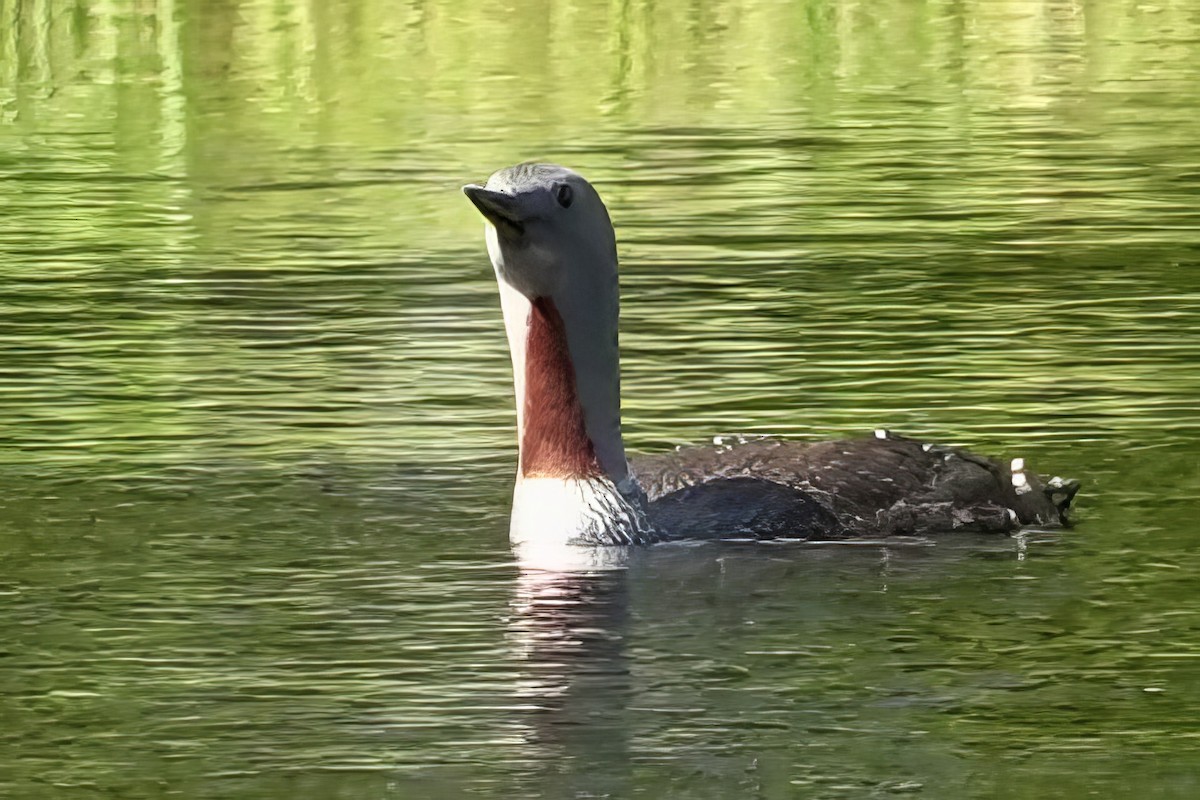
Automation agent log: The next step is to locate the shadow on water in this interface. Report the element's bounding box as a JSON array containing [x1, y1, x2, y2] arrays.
[[506, 568, 637, 798], [494, 534, 1085, 798], [496, 527, 1199, 799]]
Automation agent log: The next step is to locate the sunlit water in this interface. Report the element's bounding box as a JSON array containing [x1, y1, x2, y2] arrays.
[[2, 1, 1198, 798]]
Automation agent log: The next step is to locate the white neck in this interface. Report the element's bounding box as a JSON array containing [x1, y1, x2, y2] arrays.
[[495, 262, 651, 548], [496, 275, 629, 485]]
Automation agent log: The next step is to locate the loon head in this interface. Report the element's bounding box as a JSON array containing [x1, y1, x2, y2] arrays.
[[463, 163, 617, 302], [464, 164, 649, 554]]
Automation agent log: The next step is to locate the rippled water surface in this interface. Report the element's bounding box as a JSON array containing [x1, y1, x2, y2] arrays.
[[2, 1, 1199, 798]]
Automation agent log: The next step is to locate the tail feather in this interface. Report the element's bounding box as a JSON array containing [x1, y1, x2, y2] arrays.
[[1044, 477, 1081, 525]]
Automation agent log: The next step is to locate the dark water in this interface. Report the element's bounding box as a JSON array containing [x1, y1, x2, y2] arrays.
[[2, 1, 1199, 797]]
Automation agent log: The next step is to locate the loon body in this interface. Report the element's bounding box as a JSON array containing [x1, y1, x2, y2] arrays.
[[464, 163, 1078, 553]]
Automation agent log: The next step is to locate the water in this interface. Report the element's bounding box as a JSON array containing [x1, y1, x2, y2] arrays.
[[1, 1, 1198, 797]]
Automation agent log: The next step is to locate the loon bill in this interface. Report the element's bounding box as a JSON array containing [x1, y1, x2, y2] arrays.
[[463, 163, 1080, 551]]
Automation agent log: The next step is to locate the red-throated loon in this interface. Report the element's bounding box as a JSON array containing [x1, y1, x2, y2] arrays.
[[463, 163, 1078, 557]]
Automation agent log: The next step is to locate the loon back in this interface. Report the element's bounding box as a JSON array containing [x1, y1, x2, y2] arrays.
[[632, 433, 1079, 539]]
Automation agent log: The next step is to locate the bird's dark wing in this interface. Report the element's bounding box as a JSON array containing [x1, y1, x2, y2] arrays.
[[630, 434, 1078, 536], [645, 477, 846, 541]]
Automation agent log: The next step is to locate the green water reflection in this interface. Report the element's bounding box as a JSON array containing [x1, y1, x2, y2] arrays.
[[1, 1, 1198, 798]]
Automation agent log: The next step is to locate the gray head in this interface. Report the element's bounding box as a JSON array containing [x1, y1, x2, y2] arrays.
[[463, 164, 629, 484], [463, 163, 617, 300]]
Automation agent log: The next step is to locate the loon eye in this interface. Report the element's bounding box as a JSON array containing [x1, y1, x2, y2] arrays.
[[555, 183, 573, 209]]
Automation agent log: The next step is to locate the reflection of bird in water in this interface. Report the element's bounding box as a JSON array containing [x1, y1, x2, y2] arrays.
[[505, 568, 635, 797], [464, 163, 1080, 558]]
